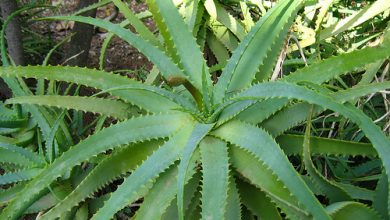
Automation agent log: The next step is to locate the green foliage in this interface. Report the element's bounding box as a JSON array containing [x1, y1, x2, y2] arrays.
[[0, 0, 390, 219]]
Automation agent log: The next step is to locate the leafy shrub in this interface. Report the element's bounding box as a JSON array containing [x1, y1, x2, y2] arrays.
[[1, 0, 390, 219]]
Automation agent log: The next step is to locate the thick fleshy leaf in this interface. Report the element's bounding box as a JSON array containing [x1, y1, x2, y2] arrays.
[[39, 140, 162, 220], [177, 123, 214, 220], [302, 110, 351, 202], [238, 179, 282, 220], [146, 0, 211, 91], [92, 123, 195, 220], [234, 81, 390, 215], [213, 120, 330, 219], [326, 202, 382, 220], [0, 113, 191, 219], [213, 0, 304, 103], [199, 137, 229, 220], [6, 95, 134, 120], [0, 66, 185, 113]]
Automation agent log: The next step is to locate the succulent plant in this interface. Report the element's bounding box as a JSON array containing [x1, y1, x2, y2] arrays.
[[1, 0, 390, 219]]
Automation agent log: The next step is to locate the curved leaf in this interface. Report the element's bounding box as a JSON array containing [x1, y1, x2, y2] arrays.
[[204, 0, 246, 40], [92, 123, 195, 220], [0, 143, 45, 166], [199, 137, 229, 220], [303, 110, 351, 202], [235, 81, 390, 215], [326, 202, 382, 220], [213, 0, 304, 103], [213, 120, 330, 219], [146, 0, 210, 91], [277, 134, 377, 157], [229, 145, 311, 219], [0, 168, 42, 185], [0, 113, 190, 219], [6, 95, 134, 120], [40, 140, 162, 220], [0, 66, 183, 113], [238, 179, 282, 220], [284, 44, 390, 84], [225, 176, 241, 220], [177, 123, 214, 220], [42, 16, 185, 83]]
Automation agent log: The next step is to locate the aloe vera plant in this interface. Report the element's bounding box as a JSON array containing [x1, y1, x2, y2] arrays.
[[1, 0, 390, 219]]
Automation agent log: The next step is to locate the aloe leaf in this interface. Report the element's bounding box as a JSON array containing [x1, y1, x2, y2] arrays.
[[177, 123, 214, 220], [0, 143, 45, 166], [1, 77, 72, 154], [40, 140, 162, 220], [186, 195, 201, 220], [0, 113, 190, 219], [133, 166, 179, 220], [46, 110, 68, 163], [161, 171, 202, 220], [237, 55, 387, 132], [295, 0, 390, 49], [219, 98, 288, 126], [239, 2, 254, 31], [199, 137, 229, 220], [41, 16, 185, 81], [326, 202, 382, 220], [333, 81, 390, 103], [94, 84, 197, 112], [373, 174, 389, 220], [6, 95, 134, 120], [359, 60, 384, 86], [0, 127, 20, 135], [182, 0, 203, 34], [0, 66, 183, 113], [0, 117, 28, 128], [74, 204, 88, 220], [0, 129, 34, 146], [206, 32, 229, 66], [147, 0, 210, 91], [213, 120, 330, 219], [336, 183, 375, 201], [112, 0, 161, 48], [204, 0, 246, 40], [134, 156, 200, 220], [284, 44, 390, 84], [92, 123, 195, 220], [303, 109, 351, 202], [261, 80, 390, 136], [213, 0, 304, 103], [261, 103, 321, 136], [277, 134, 377, 157], [235, 81, 390, 215], [239, 27, 390, 132], [238, 179, 282, 220], [25, 183, 73, 215], [208, 18, 239, 52], [225, 176, 241, 220], [0, 183, 26, 205], [0, 149, 37, 167], [0, 168, 42, 185], [230, 145, 311, 219], [0, 135, 16, 144], [215, 100, 257, 126]]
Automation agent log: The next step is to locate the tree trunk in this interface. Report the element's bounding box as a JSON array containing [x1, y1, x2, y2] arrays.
[[64, 0, 98, 67], [0, 0, 24, 66], [0, 0, 25, 99]]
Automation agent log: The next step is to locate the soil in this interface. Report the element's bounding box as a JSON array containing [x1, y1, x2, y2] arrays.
[[27, 0, 155, 74]]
